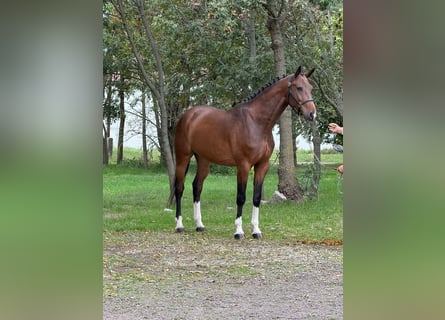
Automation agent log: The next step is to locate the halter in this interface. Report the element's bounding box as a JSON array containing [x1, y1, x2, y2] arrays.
[[287, 84, 314, 110]]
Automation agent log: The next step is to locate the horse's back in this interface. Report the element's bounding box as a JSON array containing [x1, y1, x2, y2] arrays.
[[176, 105, 232, 136], [178, 105, 226, 123]]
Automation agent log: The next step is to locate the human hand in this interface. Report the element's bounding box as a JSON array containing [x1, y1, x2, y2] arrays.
[[328, 123, 343, 134]]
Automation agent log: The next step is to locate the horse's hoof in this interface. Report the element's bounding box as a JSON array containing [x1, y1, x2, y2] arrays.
[[196, 227, 206, 232], [175, 227, 185, 233], [234, 233, 245, 240], [252, 233, 263, 239]]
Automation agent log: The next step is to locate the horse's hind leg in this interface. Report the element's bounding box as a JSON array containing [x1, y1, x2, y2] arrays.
[[174, 153, 192, 233], [192, 155, 210, 232]]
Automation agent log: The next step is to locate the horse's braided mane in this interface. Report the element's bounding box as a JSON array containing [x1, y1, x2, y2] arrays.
[[232, 74, 287, 107]]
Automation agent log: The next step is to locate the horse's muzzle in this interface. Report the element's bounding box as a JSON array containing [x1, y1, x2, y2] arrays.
[[304, 110, 316, 121]]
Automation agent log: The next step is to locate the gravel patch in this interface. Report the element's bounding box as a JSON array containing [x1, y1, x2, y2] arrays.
[[103, 231, 343, 320]]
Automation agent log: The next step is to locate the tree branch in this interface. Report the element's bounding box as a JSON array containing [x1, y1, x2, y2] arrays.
[[134, 0, 165, 103], [113, 0, 161, 101], [313, 74, 340, 112]]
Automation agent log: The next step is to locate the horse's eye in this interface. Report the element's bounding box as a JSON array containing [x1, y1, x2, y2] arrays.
[[297, 86, 303, 91]]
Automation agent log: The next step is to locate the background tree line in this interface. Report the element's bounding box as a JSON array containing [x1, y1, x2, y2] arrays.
[[103, 0, 343, 200]]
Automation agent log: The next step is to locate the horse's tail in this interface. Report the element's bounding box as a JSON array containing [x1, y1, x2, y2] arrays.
[[167, 175, 177, 207], [166, 160, 191, 208]]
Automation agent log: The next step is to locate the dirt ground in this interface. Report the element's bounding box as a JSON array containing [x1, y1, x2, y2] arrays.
[[103, 231, 343, 320]]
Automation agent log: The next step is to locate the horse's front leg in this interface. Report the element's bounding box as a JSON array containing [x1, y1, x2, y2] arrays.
[[234, 165, 249, 239], [251, 161, 270, 239], [251, 183, 262, 239]]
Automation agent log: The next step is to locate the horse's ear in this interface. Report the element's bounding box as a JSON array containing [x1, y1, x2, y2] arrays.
[[294, 66, 302, 77], [305, 68, 315, 78]]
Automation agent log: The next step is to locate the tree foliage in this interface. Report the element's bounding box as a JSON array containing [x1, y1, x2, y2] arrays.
[[285, 0, 343, 142], [102, 0, 343, 163]]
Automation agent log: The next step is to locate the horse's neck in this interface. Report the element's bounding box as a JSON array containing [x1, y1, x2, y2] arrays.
[[247, 78, 289, 130]]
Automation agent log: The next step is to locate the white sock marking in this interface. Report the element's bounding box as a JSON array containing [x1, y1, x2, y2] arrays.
[[234, 216, 244, 236], [193, 201, 205, 229], [175, 216, 184, 230], [251, 206, 261, 235]]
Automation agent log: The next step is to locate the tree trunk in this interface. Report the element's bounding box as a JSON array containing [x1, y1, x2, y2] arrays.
[[292, 115, 297, 167], [104, 83, 113, 160], [141, 92, 149, 168], [265, 1, 303, 201], [103, 137, 109, 165], [115, 0, 176, 194], [308, 120, 321, 199], [246, 10, 256, 65], [107, 137, 113, 160], [117, 88, 125, 165], [106, 119, 112, 160], [135, 0, 175, 183], [153, 99, 165, 164], [102, 123, 109, 165]]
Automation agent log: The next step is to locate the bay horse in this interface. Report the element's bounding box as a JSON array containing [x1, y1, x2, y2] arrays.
[[171, 66, 316, 239]]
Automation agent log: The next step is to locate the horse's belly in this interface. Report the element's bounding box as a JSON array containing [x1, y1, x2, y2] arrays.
[[192, 138, 237, 166]]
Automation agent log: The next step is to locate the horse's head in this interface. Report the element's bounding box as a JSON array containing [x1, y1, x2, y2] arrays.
[[288, 66, 317, 121]]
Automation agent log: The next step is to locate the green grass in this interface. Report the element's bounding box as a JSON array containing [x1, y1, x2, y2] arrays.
[[108, 147, 343, 166], [103, 148, 343, 242], [293, 149, 343, 163]]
